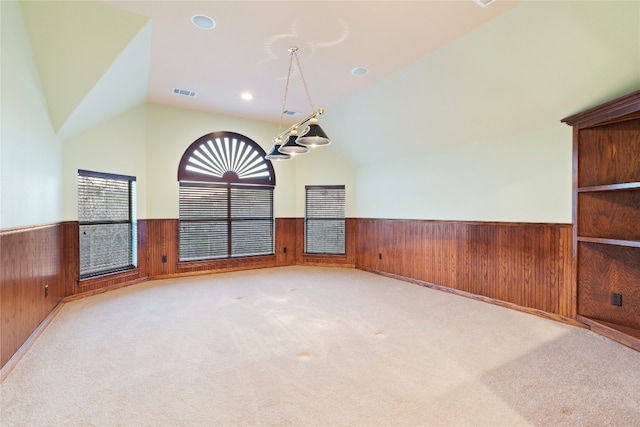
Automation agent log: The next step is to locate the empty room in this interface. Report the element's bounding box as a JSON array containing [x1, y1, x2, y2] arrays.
[[1, 0, 639, 425]]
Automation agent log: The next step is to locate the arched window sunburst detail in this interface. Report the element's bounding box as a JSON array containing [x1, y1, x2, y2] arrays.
[[178, 131, 275, 186]]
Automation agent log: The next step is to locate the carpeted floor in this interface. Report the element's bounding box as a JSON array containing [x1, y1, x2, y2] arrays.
[[1, 266, 639, 426]]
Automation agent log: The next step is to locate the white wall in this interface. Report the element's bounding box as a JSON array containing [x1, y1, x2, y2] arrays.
[[1, 1, 62, 229], [324, 0, 640, 223]]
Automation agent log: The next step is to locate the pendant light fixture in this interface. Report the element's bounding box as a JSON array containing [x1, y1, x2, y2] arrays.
[[264, 137, 291, 160], [265, 46, 331, 160], [279, 127, 308, 155]]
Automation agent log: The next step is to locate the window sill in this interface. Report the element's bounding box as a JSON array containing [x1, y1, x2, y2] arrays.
[[177, 255, 277, 272], [79, 268, 140, 288]]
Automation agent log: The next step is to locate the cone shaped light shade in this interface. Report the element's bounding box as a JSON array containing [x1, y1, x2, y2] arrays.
[[279, 129, 309, 155], [265, 139, 291, 160], [296, 117, 331, 147]]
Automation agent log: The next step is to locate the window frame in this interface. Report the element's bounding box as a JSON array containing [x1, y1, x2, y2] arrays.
[[177, 132, 275, 262], [77, 169, 137, 279], [178, 182, 274, 261], [304, 185, 346, 255]]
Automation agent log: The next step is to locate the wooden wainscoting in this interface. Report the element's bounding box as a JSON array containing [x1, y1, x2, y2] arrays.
[[1, 217, 577, 372], [146, 219, 179, 277], [356, 219, 574, 319], [1, 224, 64, 370], [276, 218, 297, 266], [146, 218, 349, 279], [146, 218, 298, 279], [63, 221, 149, 297]]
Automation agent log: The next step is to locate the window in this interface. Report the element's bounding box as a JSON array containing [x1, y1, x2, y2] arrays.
[[77, 170, 137, 278], [305, 185, 345, 255], [178, 132, 275, 261]]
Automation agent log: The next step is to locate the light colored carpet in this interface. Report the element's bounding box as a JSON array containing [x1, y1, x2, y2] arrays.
[[1, 266, 639, 426]]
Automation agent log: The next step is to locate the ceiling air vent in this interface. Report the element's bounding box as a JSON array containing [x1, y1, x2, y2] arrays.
[[283, 110, 301, 117], [172, 88, 197, 97], [474, 0, 495, 7]]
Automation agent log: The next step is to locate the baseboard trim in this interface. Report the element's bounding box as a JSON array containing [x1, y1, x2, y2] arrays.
[[64, 277, 148, 302], [359, 267, 586, 329], [0, 302, 65, 383], [577, 315, 640, 352]]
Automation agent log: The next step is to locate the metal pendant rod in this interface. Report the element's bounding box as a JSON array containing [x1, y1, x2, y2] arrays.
[[273, 107, 325, 141]]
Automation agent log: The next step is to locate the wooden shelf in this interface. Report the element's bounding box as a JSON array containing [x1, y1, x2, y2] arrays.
[[577, 182, 640, 192], [577, 315, 640, 352], [566, 91, 640, 353], [577, 236, 640, 248]]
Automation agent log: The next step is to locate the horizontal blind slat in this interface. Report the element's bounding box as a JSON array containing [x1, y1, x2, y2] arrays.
[[77, 171, 136, 277], [305, 186, 345, 254], [179, 183, 274, 261]]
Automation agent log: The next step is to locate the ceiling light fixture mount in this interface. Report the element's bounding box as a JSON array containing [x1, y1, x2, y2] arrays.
[[265, 46, 331, 160], [473, 0, 495, 8]]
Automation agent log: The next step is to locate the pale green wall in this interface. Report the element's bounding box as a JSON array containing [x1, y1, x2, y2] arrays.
[[6, 0, 640, 228], [62, 104, 148, 221], [1, 0, 62, 229], [144, 104, 298, 219], [61, 103, 353, 221], [293, 144, 357, 217], [353, 126, 571, 222], [323, 0, 640, 223], [20, 0, 149, 133]]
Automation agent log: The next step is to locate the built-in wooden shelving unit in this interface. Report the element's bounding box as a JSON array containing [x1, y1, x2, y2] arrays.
[[562, 90, 640, 352]]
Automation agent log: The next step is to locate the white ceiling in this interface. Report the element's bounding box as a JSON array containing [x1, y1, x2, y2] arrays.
[[99, 0, 521, 126]]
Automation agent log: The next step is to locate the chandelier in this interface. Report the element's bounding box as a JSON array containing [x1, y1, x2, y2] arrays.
[[265, 46, 331, 160]]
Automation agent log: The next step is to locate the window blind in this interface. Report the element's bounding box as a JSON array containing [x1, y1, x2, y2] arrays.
[[179, 184, 274, 261], [230, 187, 274, 257], [77, 170, 136, 278], [305, 185, 345, 254]]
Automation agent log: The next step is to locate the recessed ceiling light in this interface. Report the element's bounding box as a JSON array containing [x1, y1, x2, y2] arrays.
[[241, 92, 253, 101], [191, 15, 216, 30], [352, 67, 369, 76]]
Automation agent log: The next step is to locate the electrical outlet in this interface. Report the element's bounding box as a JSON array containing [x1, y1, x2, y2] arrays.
[[378, 253, 382, 260], [283, 247, 287, 253], [611, 293, 622, 306], [161, 255, 167, 263]]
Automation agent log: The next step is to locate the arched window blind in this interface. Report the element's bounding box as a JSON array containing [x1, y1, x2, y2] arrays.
[[177, 132, 275, 261]]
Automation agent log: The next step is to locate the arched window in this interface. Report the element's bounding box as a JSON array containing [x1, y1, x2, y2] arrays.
[[177, 132, 275, 261]]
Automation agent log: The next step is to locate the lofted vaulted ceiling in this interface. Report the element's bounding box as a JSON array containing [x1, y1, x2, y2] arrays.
[[18, 0, 640, 170], [20, 0, 521, 140]]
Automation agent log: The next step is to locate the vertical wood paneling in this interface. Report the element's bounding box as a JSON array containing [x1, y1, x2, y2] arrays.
[[61, 222, 79, 297], [276, 218, 297, 266], [2, 217, 575, 370], [356, 219, 573, 317], [145, 218, 317, 277], [146, 219, 179, 278], [1, 224, 64, 368], [138, 220, 148, 278]]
